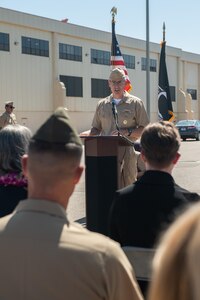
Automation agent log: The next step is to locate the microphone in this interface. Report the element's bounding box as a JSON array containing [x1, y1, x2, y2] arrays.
[[111, 100, 135, 146], [112, 100, 120, 132]]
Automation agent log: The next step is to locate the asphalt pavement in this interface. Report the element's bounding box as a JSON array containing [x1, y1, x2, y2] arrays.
[[173, 140, 200, 194], [67, 140, 200, 223]]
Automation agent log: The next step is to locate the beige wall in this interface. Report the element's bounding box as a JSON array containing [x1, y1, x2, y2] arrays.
[[1, 7, 200, 134]]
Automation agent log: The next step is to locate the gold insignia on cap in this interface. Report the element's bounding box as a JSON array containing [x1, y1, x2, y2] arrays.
[[123, 120, 128, 125]]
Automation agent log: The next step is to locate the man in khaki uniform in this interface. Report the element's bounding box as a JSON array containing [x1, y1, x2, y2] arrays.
[[0, 107, 143, 300], [0, 101, 17, 129], [89, 68, 149, 187]]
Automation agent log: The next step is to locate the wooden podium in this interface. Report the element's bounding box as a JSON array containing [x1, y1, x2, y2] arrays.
[[83, 135, 134, 236]]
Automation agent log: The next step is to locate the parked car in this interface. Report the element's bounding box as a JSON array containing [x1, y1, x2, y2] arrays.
[[176, 120, 200, 141]]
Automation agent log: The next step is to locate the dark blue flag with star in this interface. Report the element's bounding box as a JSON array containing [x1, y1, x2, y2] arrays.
[[158, 40, 175, 121]]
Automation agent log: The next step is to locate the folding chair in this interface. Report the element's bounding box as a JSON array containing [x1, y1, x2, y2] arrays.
[[122, 246, 155, 281]]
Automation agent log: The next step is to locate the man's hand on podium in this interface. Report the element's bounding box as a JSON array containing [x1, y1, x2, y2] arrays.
[[111, 128, 128, 136], [79, 129, 91, 137]]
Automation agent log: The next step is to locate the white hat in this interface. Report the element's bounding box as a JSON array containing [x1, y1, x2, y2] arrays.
[[109, 68, 126, 80]]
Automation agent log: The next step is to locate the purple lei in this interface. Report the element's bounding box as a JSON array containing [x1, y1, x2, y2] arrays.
[[0, 173, 27, 187]]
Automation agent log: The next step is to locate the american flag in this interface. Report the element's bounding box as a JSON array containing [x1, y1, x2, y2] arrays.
[[111, 20, 132, 92]]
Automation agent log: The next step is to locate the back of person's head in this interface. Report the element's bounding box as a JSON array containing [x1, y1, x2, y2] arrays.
[[141, 121, 181, 168], [27, 107, 83, 185], [148, 202, 200, 300], [0, 124, 32, 174]]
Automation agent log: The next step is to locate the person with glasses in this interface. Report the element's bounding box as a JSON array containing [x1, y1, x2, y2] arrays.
[[81, 68, 149, 187], [0, 101, 17, 130]]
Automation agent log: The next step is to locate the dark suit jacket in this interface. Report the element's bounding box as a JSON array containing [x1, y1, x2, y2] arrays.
[[109, 170, 200, 248], [0, 186, 27, 217]]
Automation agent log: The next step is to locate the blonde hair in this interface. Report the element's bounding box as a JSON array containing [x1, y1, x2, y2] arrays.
[[148, 203, 200, 300]]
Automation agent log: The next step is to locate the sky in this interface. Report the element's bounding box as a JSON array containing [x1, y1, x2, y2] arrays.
[[1, 0, 200, 54]]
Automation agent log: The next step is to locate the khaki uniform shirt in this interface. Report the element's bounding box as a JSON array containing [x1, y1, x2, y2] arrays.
[[92, 92, 149, 186], [0, 199, 143, 300], [0, 111, 17, 129]]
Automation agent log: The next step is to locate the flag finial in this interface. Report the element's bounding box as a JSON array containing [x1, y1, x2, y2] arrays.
[[111, 7, 117, 22], [163, 22, 166, 42]]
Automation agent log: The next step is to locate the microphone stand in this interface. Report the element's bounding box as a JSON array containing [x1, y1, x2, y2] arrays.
[[111, 100, 135, 147], [112, 101, 120, 135]]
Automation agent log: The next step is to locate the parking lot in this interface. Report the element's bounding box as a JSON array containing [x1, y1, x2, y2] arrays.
[[173, 139, 200, 194]]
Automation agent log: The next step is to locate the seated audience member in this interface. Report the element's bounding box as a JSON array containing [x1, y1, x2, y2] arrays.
[[109, 121, 200, 295], [0, 107, 143, 300], [148, 202, 200, 300], [0, 124, 32, 217]]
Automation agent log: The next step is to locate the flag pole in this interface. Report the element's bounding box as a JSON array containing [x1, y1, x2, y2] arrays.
[[111, 6, 117, 23], [110, 6, 117, 63], [163, 22, 165, 42], [110, 7, 132, 92], [146, 0, 150, 119]]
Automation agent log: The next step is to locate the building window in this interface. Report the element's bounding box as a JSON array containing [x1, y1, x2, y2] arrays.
[[150, 59, 157, 72], [187, 88, 197, 100], [22, 36, 49, 57], [141, 57, 146, 71], [59, 43, 82, 61], [169, 86, 176, 102], [141, 57, 157, 72], [0, 32, 9, 51], [60, 75, 83, 97], [91, 49, 110, 65], [91, 78, 110, 98], [123, 54, 135, 69]]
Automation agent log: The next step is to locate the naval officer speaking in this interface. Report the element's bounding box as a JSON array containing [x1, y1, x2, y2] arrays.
[[82, 67, 149, 187]]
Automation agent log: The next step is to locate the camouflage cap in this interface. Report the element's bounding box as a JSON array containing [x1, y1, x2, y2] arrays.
[[32, 107, 82, 146], [109, 68, 126, 81]]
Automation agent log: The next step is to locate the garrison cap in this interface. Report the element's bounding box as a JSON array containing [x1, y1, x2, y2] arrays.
[[109, 68, 126, 81], [32, 107, 82, 146], [5, 101, 14, 107]]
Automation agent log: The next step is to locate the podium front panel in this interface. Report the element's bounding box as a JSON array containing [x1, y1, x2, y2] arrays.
[[85, 155, 117, 235], [83, 136, 133, 236]]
